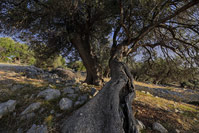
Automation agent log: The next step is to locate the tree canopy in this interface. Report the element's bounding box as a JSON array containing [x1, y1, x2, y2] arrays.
[[0, 0, 199, 85]]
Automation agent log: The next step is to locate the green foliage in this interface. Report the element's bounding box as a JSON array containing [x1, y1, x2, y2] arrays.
[[67, 61, 86, 72], [0, 37, 35, 65], [34, 54, 66, 69]]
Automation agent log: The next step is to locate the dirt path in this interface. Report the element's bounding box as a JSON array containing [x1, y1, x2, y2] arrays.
[[0, 63, 28, 72]]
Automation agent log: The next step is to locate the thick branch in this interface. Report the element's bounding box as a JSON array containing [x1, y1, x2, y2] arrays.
[[130, 0, 199, 47]]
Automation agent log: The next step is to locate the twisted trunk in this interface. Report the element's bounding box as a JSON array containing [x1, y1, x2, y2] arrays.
[[61, 46, 138, 133], [71, 35, 103, 85]]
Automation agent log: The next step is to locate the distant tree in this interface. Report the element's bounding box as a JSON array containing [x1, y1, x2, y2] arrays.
[[67, 61, 86, 72], [32, 44, 66, 69], [0, 37, 35, 64], [129, 56, 199, 86]]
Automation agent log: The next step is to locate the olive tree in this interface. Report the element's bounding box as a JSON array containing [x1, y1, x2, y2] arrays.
[[0, 0, 199, 132]]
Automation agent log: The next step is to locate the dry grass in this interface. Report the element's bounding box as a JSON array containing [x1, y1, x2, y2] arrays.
[[134, 81, 176, 90], [134, 91, 199, 132]]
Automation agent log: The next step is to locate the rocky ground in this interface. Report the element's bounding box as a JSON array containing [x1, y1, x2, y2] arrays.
[[0, 63, 199, 133]]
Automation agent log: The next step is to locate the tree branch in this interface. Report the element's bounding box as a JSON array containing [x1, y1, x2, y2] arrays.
[[130, 0, 199, 48]]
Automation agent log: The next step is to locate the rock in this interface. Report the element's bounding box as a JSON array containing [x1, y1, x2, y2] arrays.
[[37, 89, 60, 101], [146, 92, 151, 95], [74, 100, 85, 107], [21, 102, 41, 115], [20, 113, 36, 120], [27, 124, 48, 133], [55, 113, 62, 117], [11, 84, 24, 91], [141, 91, 146, 93], [67, 94, 78, 99], [65, 82, 75, 87], [51, 67, 76, 80], [50, 110, 55, 114], [73, 87, 80, 92], [175, 129, 180, 133], [0, 100, 17, 119], [136, 119, 145, 132], [17, 128, 23, 133], [153, 122, 168, 133], [59, 98, 73, 111], [63, 88, 75, 94], [78, 94, 89, 103]]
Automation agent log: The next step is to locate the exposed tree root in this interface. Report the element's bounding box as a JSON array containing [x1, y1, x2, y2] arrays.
[[61, 60, 138, 133]]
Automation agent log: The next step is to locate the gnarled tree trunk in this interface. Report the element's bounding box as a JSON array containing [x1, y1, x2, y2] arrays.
[[71, 35, 103, 86], [61, 53, 138, 133]]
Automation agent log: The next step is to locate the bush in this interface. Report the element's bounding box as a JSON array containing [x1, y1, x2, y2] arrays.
[[0, 37, 36, 65]]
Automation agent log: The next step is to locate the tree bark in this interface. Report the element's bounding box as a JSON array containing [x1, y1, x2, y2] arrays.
[[71, 35, 103, 86], [61, 57, 138, 133]]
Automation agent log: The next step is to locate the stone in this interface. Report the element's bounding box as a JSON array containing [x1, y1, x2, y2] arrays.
[[73, 87, 80, 92], [136, 119, 145, 132], [50, 110, 55, 114], [74, 100, 85, 107], [146, 92, 151, 95], [63, 88, 75, 94], [37, 89, 60, 101], [153, 122, 168, 133], [20, 113, 36, 120], [27, 124, 48, 133], [67, 94, 78, 99], [55, 113, 62, 117], [21, 102, 41, 115], [51, 67, 76, 80], [17, 128, 23, 133], [78, 94, 89, 103], [65, 82, 75, 87], [175, 129, 180, 133], [0, 100, 17, 119], [59, 98, 73, 111]]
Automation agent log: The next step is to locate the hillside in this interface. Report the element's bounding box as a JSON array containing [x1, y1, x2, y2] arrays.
[[0, 64, 199, 133]]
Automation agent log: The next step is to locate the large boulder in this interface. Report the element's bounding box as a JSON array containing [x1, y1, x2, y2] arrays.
[[0, 100, 17, 119], [51, 67, 76, 80], [37, 89, 60, 101]]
